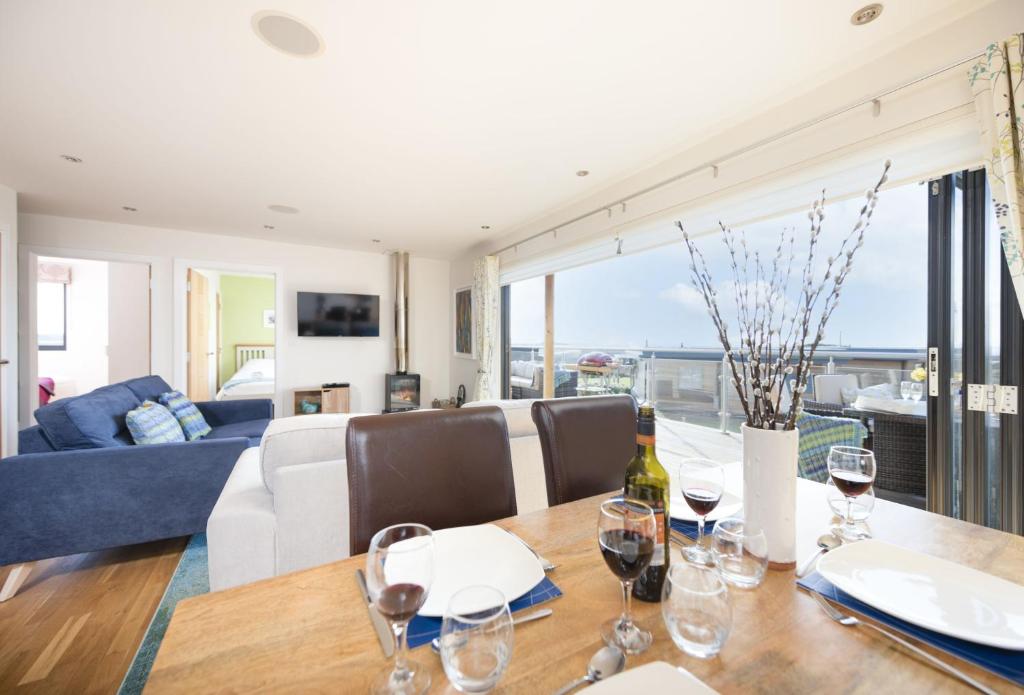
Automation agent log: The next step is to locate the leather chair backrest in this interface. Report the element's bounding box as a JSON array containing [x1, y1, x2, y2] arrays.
[[531, 395, 637, 506], [346, 406, 517, 555]]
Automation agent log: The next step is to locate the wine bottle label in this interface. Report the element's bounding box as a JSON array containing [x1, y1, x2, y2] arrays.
[[648, 499, 666, 566], [636, 433, 655, 447]]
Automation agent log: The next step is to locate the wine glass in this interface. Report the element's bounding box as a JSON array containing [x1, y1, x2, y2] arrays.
[[440, 585, 513, 693], [900, 380, 913, 400], [598, 497, 656, 655], [661, 562, 732, 658], [678, 458, 725, 565], [909, 382, 923, 402], [828, 447, 876, 542], [365, 523, 435, 695]]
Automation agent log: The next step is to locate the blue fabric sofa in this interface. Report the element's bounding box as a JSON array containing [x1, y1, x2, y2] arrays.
[[0, 375, 272, 567]]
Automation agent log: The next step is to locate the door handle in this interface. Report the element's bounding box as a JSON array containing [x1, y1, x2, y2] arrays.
[[0, 359, 9, 365]]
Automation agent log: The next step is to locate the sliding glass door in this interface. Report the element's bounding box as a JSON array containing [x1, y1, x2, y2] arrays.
[[927, 169, 1024, 532]]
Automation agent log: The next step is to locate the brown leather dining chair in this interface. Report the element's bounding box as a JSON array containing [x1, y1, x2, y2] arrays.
[[531, 395, 637, 507], [346, 406, 517, 555]]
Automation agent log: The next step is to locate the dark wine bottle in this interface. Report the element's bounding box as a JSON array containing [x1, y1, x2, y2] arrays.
[[625, 402, 669, 602]]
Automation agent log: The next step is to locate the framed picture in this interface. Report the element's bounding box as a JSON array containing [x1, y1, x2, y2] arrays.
[[454, 287, 473, 358], [263, 309, 275, 328]]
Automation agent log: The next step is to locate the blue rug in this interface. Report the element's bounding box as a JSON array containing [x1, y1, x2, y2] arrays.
[[117, 534, 210, 695]]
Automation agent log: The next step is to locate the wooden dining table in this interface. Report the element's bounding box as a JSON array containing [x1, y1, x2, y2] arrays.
[[146, 477, 1024, 693]]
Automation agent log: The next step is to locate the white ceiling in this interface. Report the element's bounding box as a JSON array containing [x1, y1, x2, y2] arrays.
[[0, 0, 991, 258]]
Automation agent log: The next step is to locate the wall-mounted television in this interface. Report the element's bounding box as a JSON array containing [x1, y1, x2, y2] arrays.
[[297, 291, 380, 337]]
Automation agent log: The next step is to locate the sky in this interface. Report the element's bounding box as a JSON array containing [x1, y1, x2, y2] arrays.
[[510, 180, 930, 350]]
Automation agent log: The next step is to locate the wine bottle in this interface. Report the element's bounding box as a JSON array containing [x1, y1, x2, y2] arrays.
[[625, 402, 670, 602]]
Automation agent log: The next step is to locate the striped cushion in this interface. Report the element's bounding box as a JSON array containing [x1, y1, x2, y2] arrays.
[[158, 391, 212, 441], [796, 411, 869, 483], [126, 401, 185, 445]]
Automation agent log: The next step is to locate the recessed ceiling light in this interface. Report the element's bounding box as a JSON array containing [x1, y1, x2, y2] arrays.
[[252, 11, 325, 58], [481, 225, 491, 230], [60, 154, 82, 163], [122, 206, 137, 212], [576, 170, 590, 177], [264, 224, 276, 230], [268, 204, 299, 214], [371, 239, 381, 243], [851, 3, 883, 25]]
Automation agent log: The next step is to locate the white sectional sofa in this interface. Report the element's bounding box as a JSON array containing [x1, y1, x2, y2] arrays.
[[206, 401, 550, 592]]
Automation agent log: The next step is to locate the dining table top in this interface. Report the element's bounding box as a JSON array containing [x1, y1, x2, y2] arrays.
[[146, 475, 1024, 694]]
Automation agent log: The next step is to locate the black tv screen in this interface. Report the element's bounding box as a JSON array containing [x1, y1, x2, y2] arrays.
[[297, 291, 380, 337]]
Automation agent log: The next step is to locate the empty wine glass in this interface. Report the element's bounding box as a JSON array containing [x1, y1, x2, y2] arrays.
[[661, 562, 732, 659], [900, 380, 914, 400], [909, 382, 923, 402], [365, 523, 435, 695], [710, 517, 768, 589], [598, 497, 656, 655], [678, 458, 725, 565], [440, 585, 513, 693], [828, 447, 876, 542]]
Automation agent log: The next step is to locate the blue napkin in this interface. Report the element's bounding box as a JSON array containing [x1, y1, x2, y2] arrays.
[[799, 571, 1024, 686], [406, 576, 562, 649], [670, 517, 715, 541]]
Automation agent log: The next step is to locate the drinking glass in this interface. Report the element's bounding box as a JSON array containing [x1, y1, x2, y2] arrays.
[[900, 380, 913, 400], [909, 382, 923, 402], [365, 523, 435, 695], [661, 562, 732, 659], [440, 585, 513, 694], [828, 447, 876, 542], [598, 496, 656, 655], [678, 458, 725, 565], [710, 517, 768, 589]]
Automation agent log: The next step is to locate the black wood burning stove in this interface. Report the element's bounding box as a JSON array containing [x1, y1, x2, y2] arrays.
[[384, 373, 420, 413]]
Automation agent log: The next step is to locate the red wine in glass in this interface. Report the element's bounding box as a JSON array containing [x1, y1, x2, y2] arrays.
[[376, 583, 426, 622], [599, 529, 655, 581], [683, 487, 721, 517], [830, 469, 873, 497]]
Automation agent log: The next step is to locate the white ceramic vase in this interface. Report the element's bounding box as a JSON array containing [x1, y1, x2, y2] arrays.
[[741, 423, 799, 569]]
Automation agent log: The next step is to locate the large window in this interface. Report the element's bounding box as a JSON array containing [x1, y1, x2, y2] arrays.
[[37, 281, 67, 350]]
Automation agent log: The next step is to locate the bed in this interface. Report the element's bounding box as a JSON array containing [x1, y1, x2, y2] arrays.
[[216, 345, 275, 401]]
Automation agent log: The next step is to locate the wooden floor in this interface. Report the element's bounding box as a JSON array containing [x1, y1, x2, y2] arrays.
[[0, 538, 186, 695]]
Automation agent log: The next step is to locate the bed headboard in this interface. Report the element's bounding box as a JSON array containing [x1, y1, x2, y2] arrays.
[[236, 344, 275, 369]]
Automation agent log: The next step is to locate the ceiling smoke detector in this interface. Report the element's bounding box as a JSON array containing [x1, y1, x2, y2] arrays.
[[252, 11, 325, 58], [60, 154, 82, 163], [268, 204, 300, 214], [851, 4, 883, 26]]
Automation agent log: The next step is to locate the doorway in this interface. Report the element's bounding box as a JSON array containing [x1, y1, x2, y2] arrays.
[[187, 268, 276, 402]]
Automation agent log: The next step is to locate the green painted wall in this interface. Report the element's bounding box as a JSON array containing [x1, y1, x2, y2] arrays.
[[219, 274, 275, 386]]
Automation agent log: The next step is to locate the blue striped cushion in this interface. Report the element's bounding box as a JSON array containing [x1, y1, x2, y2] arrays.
[[158, 391, 212, 441], [126, 401, 185, 445]]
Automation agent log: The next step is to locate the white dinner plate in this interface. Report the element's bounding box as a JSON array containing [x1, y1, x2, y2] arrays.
[[413, 524, 544, 617], [587, 661, 719, 694], [669, 489, 743, 523], [817, 539, 1024, 650]]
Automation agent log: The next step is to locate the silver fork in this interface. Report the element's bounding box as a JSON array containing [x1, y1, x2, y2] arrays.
[[502, 528, 556, 572], [808, 591, 998, 695]]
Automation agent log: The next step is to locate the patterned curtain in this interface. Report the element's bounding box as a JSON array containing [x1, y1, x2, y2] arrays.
[[969, 34, 1024, 314], [472, 255, 500, 400]]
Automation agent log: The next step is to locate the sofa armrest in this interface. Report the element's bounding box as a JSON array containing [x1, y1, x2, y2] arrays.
[[196, 399, 274, 426], [0, 437, 248, 565], [273, 458, 349, 575]]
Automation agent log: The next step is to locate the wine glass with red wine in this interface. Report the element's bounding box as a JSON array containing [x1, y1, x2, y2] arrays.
[[365, 523, 435, 695], [828, 446, 876, 542], [678, 458, 725, 565], [598, 497, 656, 655]]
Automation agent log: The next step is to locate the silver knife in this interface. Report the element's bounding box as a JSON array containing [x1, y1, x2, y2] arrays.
[[431, 607, 553, 653], [355, 569, 395, 657]]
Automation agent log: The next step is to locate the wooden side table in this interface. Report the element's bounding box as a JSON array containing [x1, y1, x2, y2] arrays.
[[293, 385, 350, 415]]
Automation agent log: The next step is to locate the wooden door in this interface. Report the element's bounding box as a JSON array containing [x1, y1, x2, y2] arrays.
[[187, 269, 211, 401]]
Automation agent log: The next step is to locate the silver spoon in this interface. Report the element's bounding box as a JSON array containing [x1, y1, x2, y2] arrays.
[[552, 645, 626, 695], [797, 533, 841, 578]]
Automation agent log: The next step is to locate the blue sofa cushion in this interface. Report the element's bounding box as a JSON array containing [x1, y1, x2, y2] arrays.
[[35, 383, 141, 450], [123, 375, 174, 403], [126, 401, 186, 445], [18, 425, 56, 453], [158, 391, 212, 441], [205, 419, 270, 447]]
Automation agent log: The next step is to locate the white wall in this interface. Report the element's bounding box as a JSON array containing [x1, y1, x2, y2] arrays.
[[107, 261, 151, 384], [37, 257, 110, 397], [0, 185, 17, 455], [408, 256, 452, 406], [19, 213, 450, 417]]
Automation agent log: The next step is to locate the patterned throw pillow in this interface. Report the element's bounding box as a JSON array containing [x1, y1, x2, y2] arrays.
[[126, 401, 186, 445], [158, 391, 212, 441]]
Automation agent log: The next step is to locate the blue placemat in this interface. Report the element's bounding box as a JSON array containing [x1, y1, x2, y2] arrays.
[[406, 576, 562, 649], [799, 572, 1024, 687], [670, 518, 715, 541]]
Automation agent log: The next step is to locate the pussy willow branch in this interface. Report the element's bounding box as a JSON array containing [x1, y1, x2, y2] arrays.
[[679, 160, 891, 431]]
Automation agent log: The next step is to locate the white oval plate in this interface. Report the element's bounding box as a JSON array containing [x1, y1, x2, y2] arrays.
[[588, 661, 719, 694], [669, 489, 743, 523], [414, 524, 544, 618], [817, 539, 1024, 650]]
